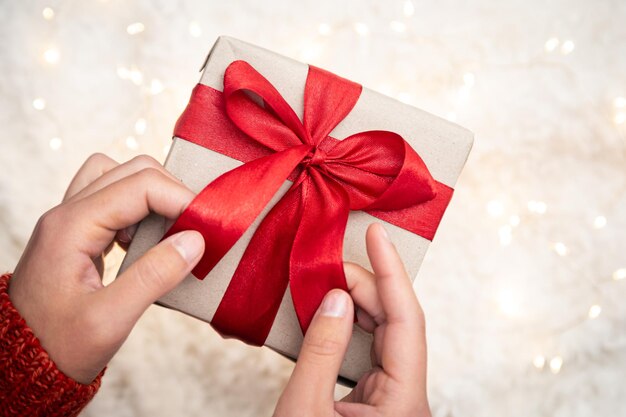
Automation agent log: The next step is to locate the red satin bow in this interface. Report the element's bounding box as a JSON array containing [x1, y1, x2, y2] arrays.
[[161, 60, 450, 346]]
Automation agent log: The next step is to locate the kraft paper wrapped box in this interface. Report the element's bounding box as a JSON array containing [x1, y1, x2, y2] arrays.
[[117, 36, 473, 384]]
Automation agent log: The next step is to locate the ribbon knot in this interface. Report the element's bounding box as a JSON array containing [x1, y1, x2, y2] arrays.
[[161, 60, 447, 346], [301, 145, 327, 169]]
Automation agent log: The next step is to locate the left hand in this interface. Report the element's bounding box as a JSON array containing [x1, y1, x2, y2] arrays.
[[8, 153, 205, 384]]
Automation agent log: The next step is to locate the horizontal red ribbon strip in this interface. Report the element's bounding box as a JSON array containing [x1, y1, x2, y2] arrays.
[[161, 60, 453, 345]]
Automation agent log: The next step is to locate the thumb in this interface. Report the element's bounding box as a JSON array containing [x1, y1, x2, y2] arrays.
[[99, 230, 204, 325], [275, 289, 354, 415]]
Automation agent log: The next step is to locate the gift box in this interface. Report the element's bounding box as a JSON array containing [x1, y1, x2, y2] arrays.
[[117, 36, 473, 384]]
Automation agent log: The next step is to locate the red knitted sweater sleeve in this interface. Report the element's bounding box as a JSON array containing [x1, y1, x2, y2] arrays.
[[0, 272, 104, 416]]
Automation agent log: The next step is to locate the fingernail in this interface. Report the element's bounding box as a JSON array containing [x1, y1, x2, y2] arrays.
[[171, 231, 204, 263], [320, 290, 348, 318]]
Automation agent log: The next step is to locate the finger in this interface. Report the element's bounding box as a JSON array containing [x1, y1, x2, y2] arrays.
[[338, 367, 376, 403], [111, 223, 139, 253], [344, 262, 385, 329], [93, 230, 204, 329], [65, 154, 179, 204], [275, 290, 354, 414], [64, 154, 178, 248], [100, 225, 137, 259], [366, 223, 426, 383], [94, 253, 105, 277], [116, 223, 138, 244], [63, 153, 119, 202], [334, 402, 378, 417], [64, 168, 196, 257], [356, 307, 377, 333]]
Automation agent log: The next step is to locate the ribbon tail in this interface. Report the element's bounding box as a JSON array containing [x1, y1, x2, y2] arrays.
[[160, 144, 310, 279], [365, 180, 452, 241], [289, 170, 351, 333], [210, 182, 306, 346]]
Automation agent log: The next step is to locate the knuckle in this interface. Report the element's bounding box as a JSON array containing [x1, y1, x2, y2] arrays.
[[85, 152, 110, 166], [36, 206, 65, 233], [136, 166, 166, 184], [131, 154, 160, 169], [302, 333, 343, 359], [134, 255, 169, 292]]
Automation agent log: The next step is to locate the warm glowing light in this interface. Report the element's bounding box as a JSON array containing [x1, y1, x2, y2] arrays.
[[588, 304, 602, 319], [126, 22, 145, 35], [134, 118, 147, 135], [116, 64, 143, 85], [125, 136, 139, 149], [593, 215, 607, 229], [43, 47, 60, 64], [553, 242, 568, 256], [377, 83, 393, 95], [300, 42, 323, 62], [487, 200, 504, 217], [533, 355, 545, 369], [614, 112, 626, 125], [318, 23, 332, 36], [457, 85, 471, 105], [403, 0, 415, 17], [509, 215, 520, 227], [49, 137, 62, 150], [150, 78, 164, 95], [354, 22, 369, 36], [549, 357, 563, 374], [497, 289, 521, 317], [463, 72, 475, 88], [499, 225, 512, 246], [42, 7, 54, 20], [117, 66, 130, 79], [397, 92, 413, 104], [544, 37, 559, 52], [613, 268, 626, 281], [189, 21, 202, 37], [614, 97, 626, 108], [33, 98, 46, 110], [390, 21, 406, 32], [560, 40, 575, 55], [527, 200, 547, 214], [129, 67, 143, 85]]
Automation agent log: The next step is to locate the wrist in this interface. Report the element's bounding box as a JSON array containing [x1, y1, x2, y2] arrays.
[[0, 272, 104, 415]]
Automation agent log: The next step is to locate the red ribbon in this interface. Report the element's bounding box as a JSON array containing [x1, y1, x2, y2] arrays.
[[160, 60, 453, 346]]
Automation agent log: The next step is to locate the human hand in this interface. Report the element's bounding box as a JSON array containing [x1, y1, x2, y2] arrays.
[[273, 223, 431, 417], [8, 153, 205, 384]]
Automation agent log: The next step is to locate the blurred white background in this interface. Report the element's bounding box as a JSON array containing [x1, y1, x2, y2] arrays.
[[1, 1, 625, 416]]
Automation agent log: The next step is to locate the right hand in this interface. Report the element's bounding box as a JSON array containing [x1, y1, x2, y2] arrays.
[[273, 223, 431, 417]]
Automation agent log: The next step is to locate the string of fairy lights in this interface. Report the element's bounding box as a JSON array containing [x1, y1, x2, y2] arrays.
[[30, 1, 625, 378]]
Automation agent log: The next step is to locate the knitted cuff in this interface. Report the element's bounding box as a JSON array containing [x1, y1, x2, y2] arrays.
[[0, 272, 104, 417]]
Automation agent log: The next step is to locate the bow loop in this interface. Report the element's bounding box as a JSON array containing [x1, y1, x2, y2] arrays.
[[224, 60, 311, 150], [304, 66, 362, 144], [320, 131, 437, 210]]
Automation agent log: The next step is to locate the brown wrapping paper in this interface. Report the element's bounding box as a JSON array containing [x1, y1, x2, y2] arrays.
[[117, 36, 473, 383]]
